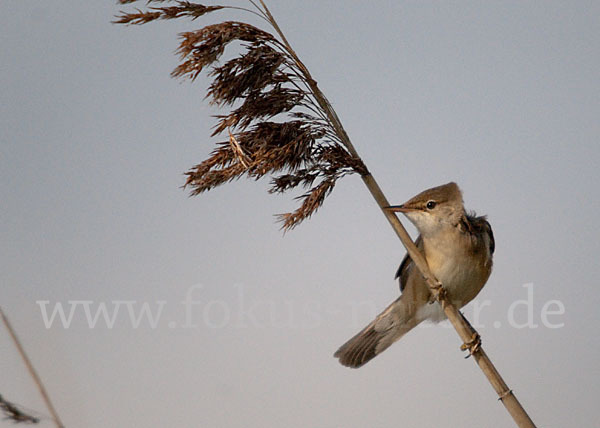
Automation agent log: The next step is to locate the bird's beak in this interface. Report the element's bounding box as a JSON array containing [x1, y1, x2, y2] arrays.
[[384, 204, 412, 213]]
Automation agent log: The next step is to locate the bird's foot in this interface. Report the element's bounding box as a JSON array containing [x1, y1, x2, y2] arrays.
[[460, 332, 481, 358], [429, 281, 447, 303]]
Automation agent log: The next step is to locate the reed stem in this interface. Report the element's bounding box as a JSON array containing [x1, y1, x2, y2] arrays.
[[257, 2, 536, 426]]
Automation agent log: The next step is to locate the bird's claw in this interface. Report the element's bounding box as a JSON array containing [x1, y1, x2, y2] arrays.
[[429, 281, 447, 303], [460, 332, 481, 358]]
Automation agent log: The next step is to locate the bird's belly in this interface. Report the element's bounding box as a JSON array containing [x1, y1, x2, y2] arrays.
[[430, 255, 489, 306], [415, 260, 488, 324]]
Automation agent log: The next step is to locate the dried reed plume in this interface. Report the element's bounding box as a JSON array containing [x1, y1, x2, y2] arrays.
[[115, 2, 536, 427], [1, 308, 64, 428], [115, 0, 368, 229], [0, 394, 39, 424]]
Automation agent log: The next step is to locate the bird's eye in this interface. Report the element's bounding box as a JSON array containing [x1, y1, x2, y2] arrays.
[[426, 200, 437, 210]]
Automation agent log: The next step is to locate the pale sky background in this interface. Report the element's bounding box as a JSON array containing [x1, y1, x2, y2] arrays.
[[2, 1, 599, 427]]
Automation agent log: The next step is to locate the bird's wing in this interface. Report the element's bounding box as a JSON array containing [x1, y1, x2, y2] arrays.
[[395, 234, 423, 292], [483, 218, 495, 255], [463, 214, 495, 256]]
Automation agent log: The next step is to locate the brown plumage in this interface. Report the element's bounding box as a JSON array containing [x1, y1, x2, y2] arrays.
[[335, 183, 494, 368]]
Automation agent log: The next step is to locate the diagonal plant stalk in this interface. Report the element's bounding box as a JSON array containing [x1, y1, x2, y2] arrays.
[[115, 1, 536, 426], [1, 308, 64, 428], [255, 3, 535, 425]]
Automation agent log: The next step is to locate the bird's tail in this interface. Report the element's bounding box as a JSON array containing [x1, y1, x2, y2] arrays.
[[334, 297, 419, 368]]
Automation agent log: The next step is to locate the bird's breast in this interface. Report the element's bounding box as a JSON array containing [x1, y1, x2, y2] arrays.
[[423, 232, 492, 307]]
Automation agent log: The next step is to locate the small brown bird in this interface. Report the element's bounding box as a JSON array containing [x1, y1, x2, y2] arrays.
[[335, 182, 494, 368]]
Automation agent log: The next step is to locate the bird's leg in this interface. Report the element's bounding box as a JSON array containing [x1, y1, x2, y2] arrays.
[[429, 280, 447, 305], [460, 332, 481, 358], [459, 311, 476, 334], [459, 312, 481, 358]]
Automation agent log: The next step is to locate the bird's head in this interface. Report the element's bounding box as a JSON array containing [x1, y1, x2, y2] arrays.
[[386, 182, 465, 237]]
